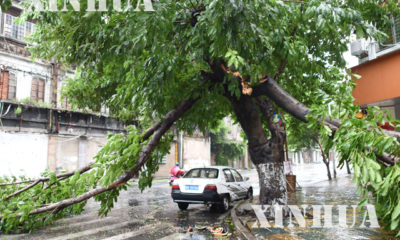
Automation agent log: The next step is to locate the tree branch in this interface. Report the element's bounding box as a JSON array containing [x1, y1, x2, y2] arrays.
[[0, 163, 95, 187], [252, 76, 310, 122], [6, 179, 41, 200], [0, 98, 198, 220], [252, 77, 399, 166]]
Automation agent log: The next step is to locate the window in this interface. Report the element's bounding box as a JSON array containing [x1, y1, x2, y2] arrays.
[[223, 169, 235, 182], [3, 14, 35, 41], [183, 168, 219, 179], [31, 77, 45, 102], [231, 169, 244, 182], [8, 72, 17, 100], [160, 156, 167, 164]]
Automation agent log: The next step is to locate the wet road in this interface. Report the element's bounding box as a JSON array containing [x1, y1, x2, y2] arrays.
[[0, 164, 366, 240], [0, 169, 259, 240], [240, 171, 399, 240]]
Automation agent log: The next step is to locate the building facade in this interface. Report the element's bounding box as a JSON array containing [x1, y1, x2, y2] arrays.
[[351, 16, 400, 117]]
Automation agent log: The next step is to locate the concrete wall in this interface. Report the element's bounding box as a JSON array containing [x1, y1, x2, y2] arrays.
[[154, 136, 212, 178], [47, 135, 107, 173], [153, 142, 177, 178], [0, 128, 211, 179], [183, 136, 211, 170], [0, 131, 108, 178], [0, 131, 48, 177]]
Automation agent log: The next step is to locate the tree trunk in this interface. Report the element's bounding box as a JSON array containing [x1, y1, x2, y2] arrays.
[[315, 137, 332, 181], [331, 150, 337, 178], [229, 95, 287, 205], [346, 160, 351, 174], [321, 151, 332, 180]]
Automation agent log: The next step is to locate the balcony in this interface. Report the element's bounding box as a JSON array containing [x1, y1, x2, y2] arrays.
[[351, 16, 400, 63]]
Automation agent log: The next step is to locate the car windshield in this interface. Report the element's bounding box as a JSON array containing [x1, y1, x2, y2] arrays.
[[183, 168, 219, 179]]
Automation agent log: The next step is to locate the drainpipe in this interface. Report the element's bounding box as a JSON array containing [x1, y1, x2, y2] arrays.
[[179, 131, 183, 168]]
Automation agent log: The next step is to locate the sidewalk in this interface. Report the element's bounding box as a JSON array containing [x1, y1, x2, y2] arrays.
[[233, 174, 398, 240]]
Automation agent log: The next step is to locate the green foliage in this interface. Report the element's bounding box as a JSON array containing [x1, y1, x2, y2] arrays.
[[14, 106, 22, 115], [18, 97, 53, 108], [210, 120, 246, 166], [0, 170, 89, 233], [0, 0, 11, 11], [308, 102, 400, 233]]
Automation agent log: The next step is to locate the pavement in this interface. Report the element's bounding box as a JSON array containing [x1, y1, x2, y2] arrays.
[[232, 167, 399, 240]]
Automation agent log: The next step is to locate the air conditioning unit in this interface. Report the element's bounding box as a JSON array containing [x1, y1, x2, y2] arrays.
[[351, 39, 368, 57]]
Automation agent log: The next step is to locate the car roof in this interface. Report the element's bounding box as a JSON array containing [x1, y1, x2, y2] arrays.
[[187, 166, 234, 170]]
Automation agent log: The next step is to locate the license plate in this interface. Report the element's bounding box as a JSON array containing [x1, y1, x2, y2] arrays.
[[185, 185, 199, 190]]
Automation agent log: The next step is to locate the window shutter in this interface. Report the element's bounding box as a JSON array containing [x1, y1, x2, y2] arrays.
[[38, 79, 44, 102], [31, 78, 38, 101], [7, 73, 17, 100]]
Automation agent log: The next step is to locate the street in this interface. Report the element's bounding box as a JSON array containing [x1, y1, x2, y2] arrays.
[[0, 163, 379, 240], [0, 169, 259, 240]]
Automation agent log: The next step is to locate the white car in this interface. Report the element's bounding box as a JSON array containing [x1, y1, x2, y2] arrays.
[[171, 166, 253, 212]]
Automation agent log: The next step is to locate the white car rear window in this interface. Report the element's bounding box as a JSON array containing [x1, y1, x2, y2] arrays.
[[183, 168, 219, 179]]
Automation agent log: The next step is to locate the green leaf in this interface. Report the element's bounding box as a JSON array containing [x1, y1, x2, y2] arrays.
[[392, 203, 400, 221]]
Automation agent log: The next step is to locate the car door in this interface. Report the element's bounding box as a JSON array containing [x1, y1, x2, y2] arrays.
[[231, 169, 247, 198], [222, 169, 241, 200]]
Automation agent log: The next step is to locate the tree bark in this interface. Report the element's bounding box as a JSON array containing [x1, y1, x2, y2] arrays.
[[331, 150, 337, 178], [229, 95, 287, 205], [346, 160, 351, 174], [316, 137, 332, 180]]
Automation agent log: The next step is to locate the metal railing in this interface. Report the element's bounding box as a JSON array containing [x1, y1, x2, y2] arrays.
[[378, 16, 400, 53]]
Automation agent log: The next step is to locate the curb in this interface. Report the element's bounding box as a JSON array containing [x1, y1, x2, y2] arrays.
[[231, 200, 256, 240]]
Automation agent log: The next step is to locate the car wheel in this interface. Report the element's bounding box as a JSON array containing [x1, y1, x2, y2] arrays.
[[178, 203, 189, 210], [210, 204, 219, 212], [219, 195, 230, 212], [245, 188, 253, 200]]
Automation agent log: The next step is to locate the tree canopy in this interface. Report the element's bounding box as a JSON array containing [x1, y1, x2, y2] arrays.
[[1, 0, 400, 235]]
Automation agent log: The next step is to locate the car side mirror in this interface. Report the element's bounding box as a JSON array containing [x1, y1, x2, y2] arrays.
[[244, 177, 249, 181]]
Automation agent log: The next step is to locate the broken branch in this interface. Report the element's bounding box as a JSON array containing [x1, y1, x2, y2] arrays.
[[252, 77, 399, 166], [0, 97, 198, 220], [0, 163, 95, 187]]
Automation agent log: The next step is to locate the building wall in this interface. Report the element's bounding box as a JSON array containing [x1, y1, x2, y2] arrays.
[[352, 50, 400, 105], [0, 127, 196, 179], [0, 131, 108, 178], [153, 142, 177, 178], [0, 50, 52, 101], [47, 135, 107, 173], [0, 131, 48, 177], [183, 136, 211, 170]]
